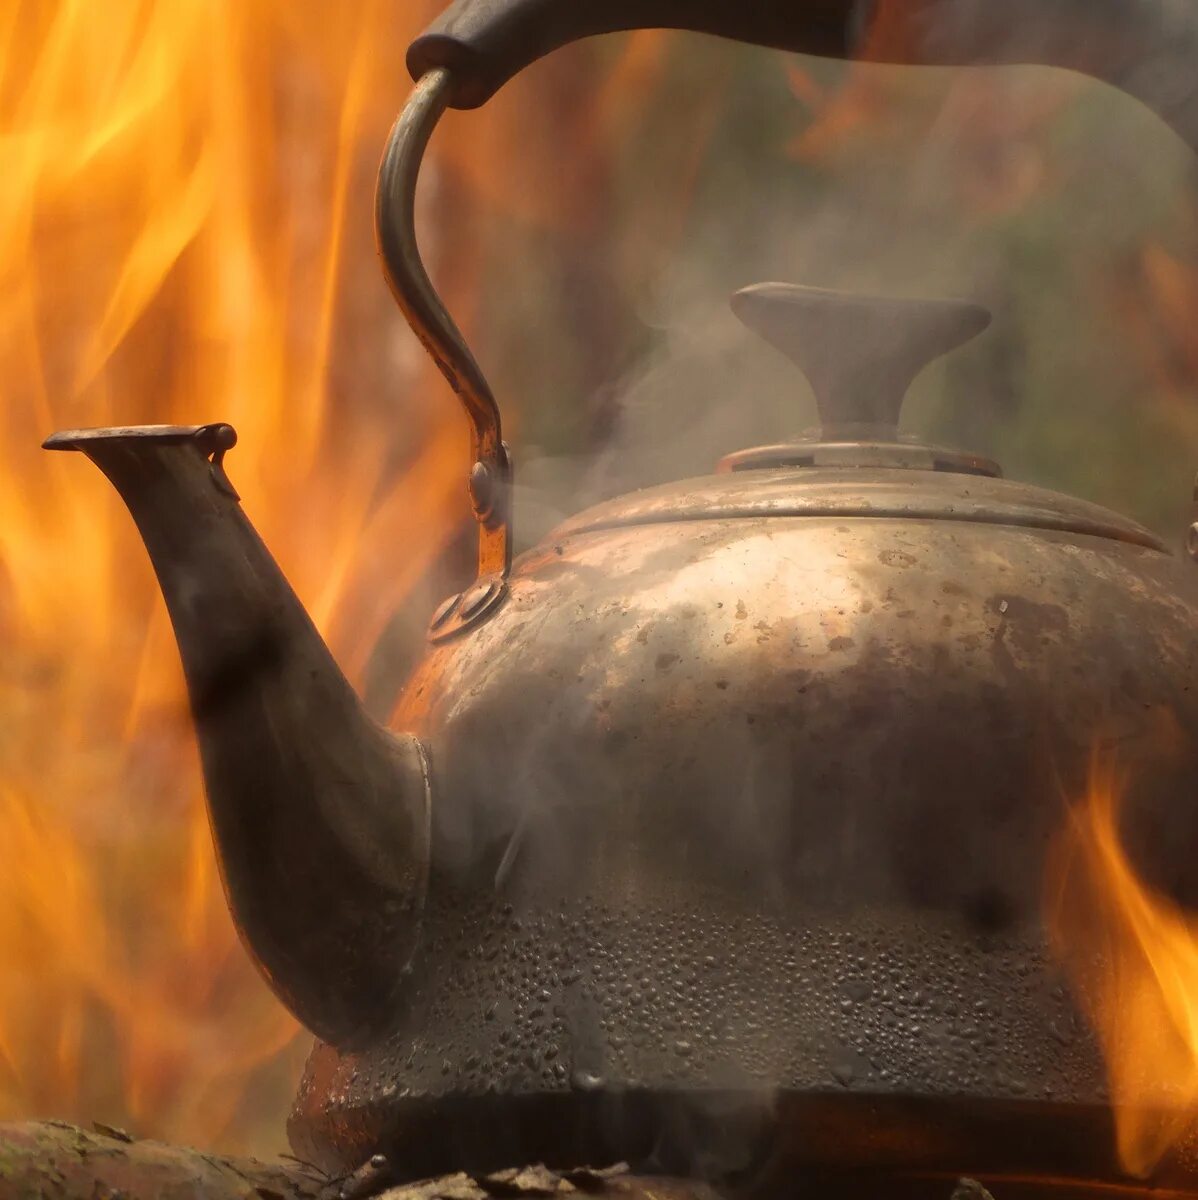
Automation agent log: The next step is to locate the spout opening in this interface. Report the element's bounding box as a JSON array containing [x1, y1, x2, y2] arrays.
[[43, 423, 237, 455]]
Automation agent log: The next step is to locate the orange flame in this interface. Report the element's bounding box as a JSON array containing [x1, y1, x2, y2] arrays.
[[0, 0, 471, 1154], [0, 0, 679, 1155], [1047, 741, 1198, 1178]]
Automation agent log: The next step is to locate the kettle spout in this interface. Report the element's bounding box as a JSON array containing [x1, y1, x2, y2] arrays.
[[44, 424, 430, 1047]]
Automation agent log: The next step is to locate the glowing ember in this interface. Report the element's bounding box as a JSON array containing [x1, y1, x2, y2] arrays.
[[0, 0, 468, 1154], [1047, 738, 1198, 1178]]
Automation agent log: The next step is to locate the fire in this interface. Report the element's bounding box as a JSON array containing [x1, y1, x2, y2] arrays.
[[0, 0, 473, 1154], [0, 0, 677, 1155], [1047, 740, 1198, 1178], [15, 0, 1193, 1172]]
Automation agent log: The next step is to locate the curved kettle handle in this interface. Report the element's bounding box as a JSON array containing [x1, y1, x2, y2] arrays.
[[409, 0, 866, 111], [382, 0, 1198, 641], [409, 0, 1198, 130]]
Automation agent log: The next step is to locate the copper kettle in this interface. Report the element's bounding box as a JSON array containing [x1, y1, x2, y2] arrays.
[[44, 0, 1198, 1186]]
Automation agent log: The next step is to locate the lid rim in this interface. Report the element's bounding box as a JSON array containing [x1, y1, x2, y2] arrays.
[[550, 467, 1164, 554], [553, 504, 1165, 553], [718, 438, 1002, 478]]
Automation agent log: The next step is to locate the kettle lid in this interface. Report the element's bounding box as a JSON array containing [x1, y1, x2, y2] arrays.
[[550, 283, 1163, 554], [719, 282, 999, 477]]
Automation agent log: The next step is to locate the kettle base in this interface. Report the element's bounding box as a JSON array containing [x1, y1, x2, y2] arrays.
[[288, 1088, 1197, 1193]]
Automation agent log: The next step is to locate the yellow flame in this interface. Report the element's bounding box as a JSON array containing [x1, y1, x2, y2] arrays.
[[1047, 743, 1198, 1177], [0, 0, 682, 1152], [0, 0, 469, 1154]]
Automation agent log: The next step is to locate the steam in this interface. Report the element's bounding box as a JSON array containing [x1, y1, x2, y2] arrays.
[[507, 33, 1196, 549]]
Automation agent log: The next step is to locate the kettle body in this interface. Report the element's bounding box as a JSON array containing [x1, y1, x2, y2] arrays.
[[288, 462, 1198, 1178]]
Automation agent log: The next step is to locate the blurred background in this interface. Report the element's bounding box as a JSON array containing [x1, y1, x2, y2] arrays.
[[2, 0, 1197, 1161]]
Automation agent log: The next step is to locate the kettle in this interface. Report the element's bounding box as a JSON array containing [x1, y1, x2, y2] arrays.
[[44, 0, 1198, 1186]]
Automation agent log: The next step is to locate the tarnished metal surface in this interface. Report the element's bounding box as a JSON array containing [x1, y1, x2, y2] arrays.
[[46, 426, 434, 1047], [290, 491, 1198, 1175], [552, 468, 1166, 550]]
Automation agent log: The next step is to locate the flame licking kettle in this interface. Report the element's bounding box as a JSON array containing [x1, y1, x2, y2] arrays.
[[1047, 740, 1198, 1178], [0, 0, 476, 1154]]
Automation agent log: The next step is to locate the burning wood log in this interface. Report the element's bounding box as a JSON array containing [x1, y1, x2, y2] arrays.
[[0, 1123, 719, 1200], [0, 1120, 324, 1199]]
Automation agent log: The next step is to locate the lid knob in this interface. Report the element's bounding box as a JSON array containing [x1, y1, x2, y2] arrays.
[[731, 283, 991, 441]]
